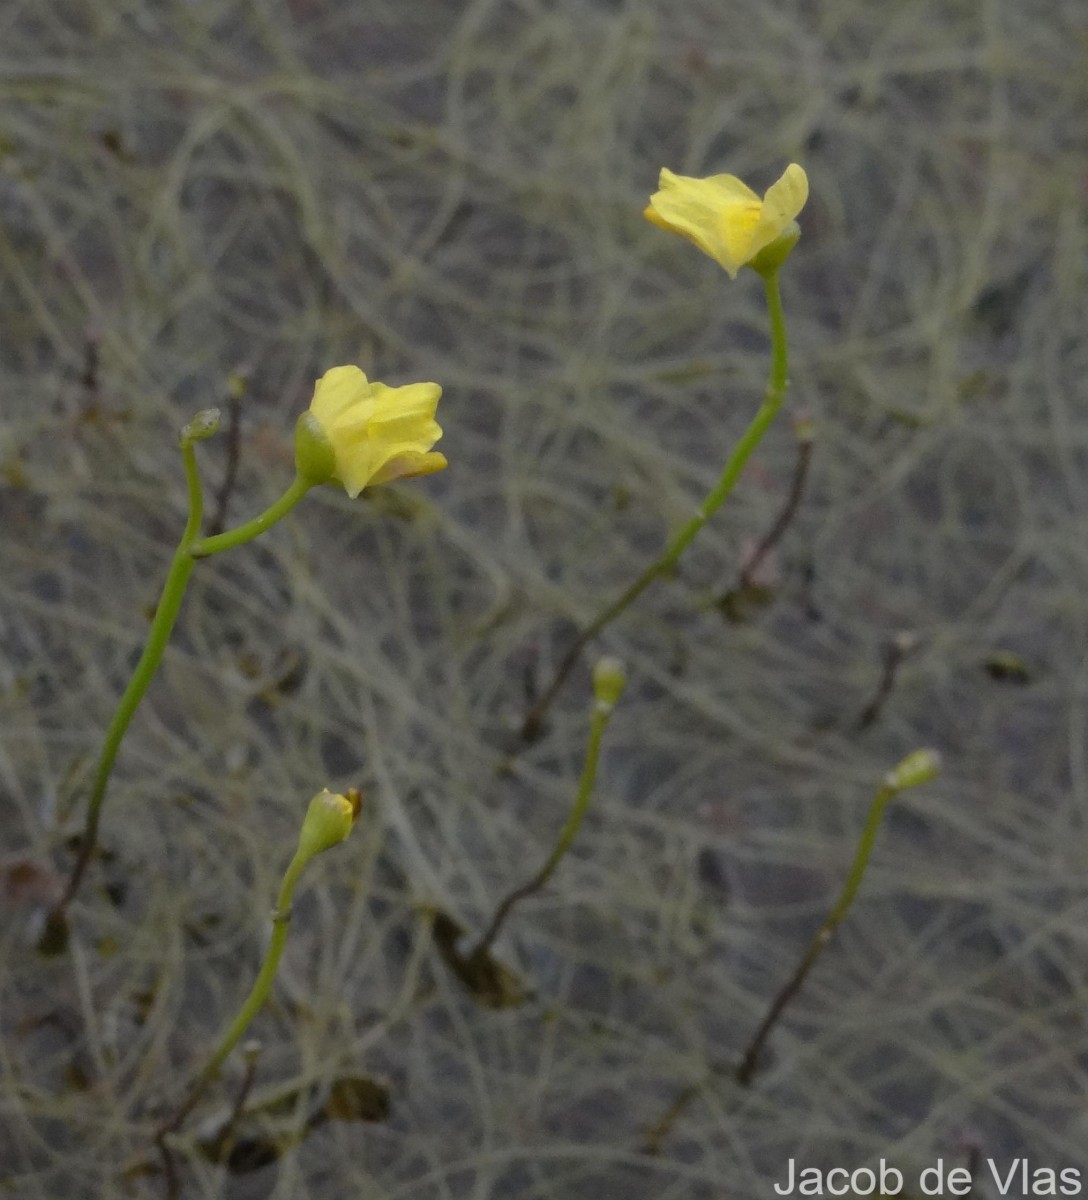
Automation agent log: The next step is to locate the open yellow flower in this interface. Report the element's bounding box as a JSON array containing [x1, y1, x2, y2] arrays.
[[299, 365, 447, 498], [644, 163, 808, 278]]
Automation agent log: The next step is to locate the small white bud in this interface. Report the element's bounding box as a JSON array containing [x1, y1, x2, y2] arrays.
[[885, 749, 941, 793]]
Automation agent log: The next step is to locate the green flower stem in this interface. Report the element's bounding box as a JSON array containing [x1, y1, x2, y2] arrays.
[[735, 754, 939, 1086], [522, 269, 791, 740], [157, 845, 313, 1140], [470, 695, 617, 963], [643, 751, 939, 1150], [56, 464, 313, 918], [737, 417, 813, 592], [212, 847, 309, 1072], [190, 474, 312, 558], [58, 443, 204, 909]]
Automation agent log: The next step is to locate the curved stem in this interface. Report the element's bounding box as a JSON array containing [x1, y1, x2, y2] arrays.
[[56, 465, 313, 920], [190, 475, 311, 558], [58, 443, 204, 909], [735, 779, 896, 1086], [156, 847, 310, 1144], [737, 421, 813, 592], [643, 750, 938, 1145], [471, 698, 615, 962], [522, 270, 790, 739]]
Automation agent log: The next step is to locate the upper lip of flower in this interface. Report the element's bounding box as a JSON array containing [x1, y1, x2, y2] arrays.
[[644, 163, 809, 277]]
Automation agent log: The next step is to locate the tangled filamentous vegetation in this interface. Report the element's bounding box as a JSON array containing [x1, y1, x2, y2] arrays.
[[1, 0, 1086, 1197]]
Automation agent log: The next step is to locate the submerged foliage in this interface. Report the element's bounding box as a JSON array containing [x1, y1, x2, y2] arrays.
[[0, 0, 1085, 1196]]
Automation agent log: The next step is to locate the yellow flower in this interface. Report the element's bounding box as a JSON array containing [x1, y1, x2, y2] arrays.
[[299, 366, 447, 498], [644, 163, 809, 278]]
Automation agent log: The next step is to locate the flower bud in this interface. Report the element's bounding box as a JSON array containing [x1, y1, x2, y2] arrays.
[[297, 787, 361, 860], [180, 408, 222, 447], [792, 412, 816, 444], [592, 656, 627, 711], [884, 749, 941, 793]]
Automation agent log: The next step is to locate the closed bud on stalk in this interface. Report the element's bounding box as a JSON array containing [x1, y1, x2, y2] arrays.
[[592, 657, 627, 711], [884, 749, 941, 793], [297, 787, 362, 860]]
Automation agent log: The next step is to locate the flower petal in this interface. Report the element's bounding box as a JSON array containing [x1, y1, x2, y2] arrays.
[[370, 380, 442, 421], [310, 366, 373, 424], [645, 163, 808, 277], [645, 171, 757, 274], [368, 451, 449, 487], [304, 367, 446, 497], [751, 163, 809, 252]]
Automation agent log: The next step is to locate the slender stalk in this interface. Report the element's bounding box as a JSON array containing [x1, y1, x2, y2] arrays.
[[158, 849, 309, 1139], [522, 270, 791, 739], [737, 418, 813, 592], [158, 786, 358, 1158], [642, 750, 939, 1148], [206, 386, 244, 536], [736, 750, 940, 1085], [57, 443, 205, 910], [53, 461, 313, 923], [469, 696, 616, 964], [190, 475, 311, 558], [854, 631, 919, 731]]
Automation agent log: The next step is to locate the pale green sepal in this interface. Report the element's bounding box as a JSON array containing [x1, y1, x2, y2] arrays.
[[297, 788, 359, 861], [745, 221, 801, 279], [294, 411, 337, 486]]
